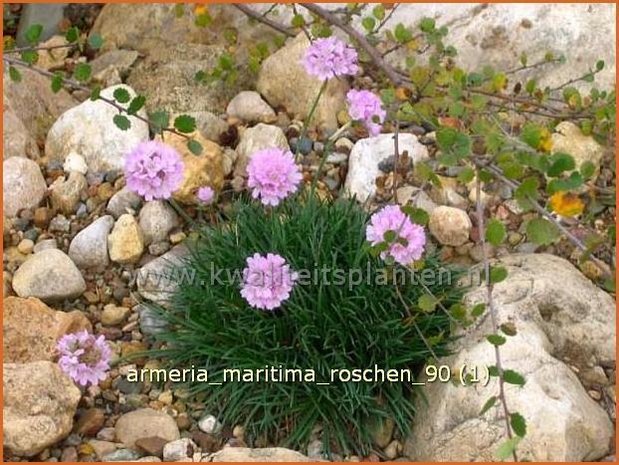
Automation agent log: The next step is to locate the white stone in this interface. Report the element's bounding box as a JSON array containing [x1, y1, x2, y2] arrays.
[[428, 206, 472, 246], [3, 157, 47, 217], [198, 414, 222, 434], [45, 84, 149, 173], [63, 152, 89, 175], [69, 215, 114, 269], [345, 133, 429, 202], [227, 91, 276, 122], [162, 438, 196, 462], [234, 123, 289, 176]]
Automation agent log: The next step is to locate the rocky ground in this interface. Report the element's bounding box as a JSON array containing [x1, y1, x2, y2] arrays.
[[2, 3, 616, 462]]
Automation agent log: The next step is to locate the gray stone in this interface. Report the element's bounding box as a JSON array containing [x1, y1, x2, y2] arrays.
[[114, 408, 180, 449], [138, 305, 168, 336], [16, 4, 66, 46], [3, 361, 81, 457], [3, 108, 39, 159], [3, 157, 47, 217], [138, 201, 180, 246], [12, 249, 86, 303], [45, 85, 149, 173], [90, 49, 140, 80], [226, 91, 276, 122], [404, 254, 615, 462], [69, 215, 115, 269], [162, 438, 196, 462], [345, 134, 429, 202], [107, 186, 143, 218], [136, 245, 189, 307], [211, 447, 313, 462], [198, 415, 222, 434], [102, 449, 143, 462], [33, 238, 57, 253]]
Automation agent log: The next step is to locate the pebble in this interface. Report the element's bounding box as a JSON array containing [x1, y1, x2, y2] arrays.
[[384, 440, 402, 459], [49, 214, 71, 233], [138, 201, 179, 246], [17, 239, 34, 254], [101, 449, 142, 462], [108, 214, 145, 264], [138, 305, 168, 336], [226, 90, 276, 122], [75, 408, 105, 436], [107, 186, 143, 218], [198, 414, 222, 434], [162, 438, 196, 462], [63, 152, 89, 174], [135, 437, 168, 458], [68, 215, 115, 269], [148, 241, 171, 256], [428, 206, 472, 247], [101, 304, 130, 326], [3, 157, 47, 217], [50, 171, 87, 215]]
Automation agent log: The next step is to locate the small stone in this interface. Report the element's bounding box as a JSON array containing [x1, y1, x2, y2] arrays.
[[148, 241, 171, 256], [138, 305, 168, 336], [101, 304, 130, 326], [68, 215, 115, 269], [198, 414, 222, 434], [169, 231, 186, 244], [17, 239, 34, 254], [3, 157, 47, 218], [75, 408, 105, 437], [191, 432, 221, 453], [588, 389, 602, 400], [33, 207, 52, 228], [138, 201, 180, 246], [102, 449, 142, 462], [162, 438, 196, 461], [87, 440, 117, 460], [234, 123, 289, 176], [384, 440, 402, 460], [114, 408, 180, 449], [226, 91, 276, 122], [63, 152, 89, 174], [428, 206, 472, 246], [176, 413, 191, 431], [12, 248, 86, 302], [50, 172, 88, 215], [135, 436, 168, 458], [61, 446, 78, 462], [232, 425, 245, 439], [96, 427, 116, 442], [369, 417, 395, 449], [108, 214, 145, 264], [307, 439, 324, 459], [293, 137, 313, 155], [49, 214, 71, 233], [107, 186, 143, 218], [326, 152, 348, 164]]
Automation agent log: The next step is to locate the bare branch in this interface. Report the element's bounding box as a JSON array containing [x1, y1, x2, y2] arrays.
[[232, 3, 295, 37]]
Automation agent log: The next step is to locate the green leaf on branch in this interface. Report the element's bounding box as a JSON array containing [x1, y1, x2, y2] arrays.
[[418, 294, 437, 313], [127, 95, 146, 115], [547, 152, 575, 177], [73, 63, 92, 82], [496, 437, 521, 460], [436, 127, 471, 160], [113, 114, 131, 131], [514, 176, 539, 210], [510, 412, 527, 437], [596, 59, 605, 71], [526, 218, 560, 245], [471, 303, 485, 317], [394, 23, 412, 43], [113, 87, 131, 104], [486, 219, 506, 246], [547, 172, 584, 194], [291, 14, 305, 28], [489, 266, 508, 284], [65, 26, 79, 43], [479, 396, 497, 415], [90, 86, 101, 101], [88, 33, 103, 50], [8, 66, 21, 83], [503, 369, 526, 386], [21, 50, 39, 65], [150, 110, 170, 133], [487, 334, 506, 346], [419, 17, 436, 33], [362, 17, 376, 32], [401, 206, 429, 226], [187, 139, 203, 155], [457, 166, 475, 184], [173, 114, 197, 134], [25, 24, 43, 45], [51, 72, 63, 93], [580, 161, 596, 180], [373, 5, 385, 20]]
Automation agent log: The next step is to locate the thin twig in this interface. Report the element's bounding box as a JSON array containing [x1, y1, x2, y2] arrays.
[[375, 3, 400, 33], [474, 170, 518, 462], [4, 43, 76, 54], [504, 57, 562, 76], [392, 119, 400, 204], [232, 3, 295, 37], [300, 3, 404, 87], [394, 283, 438, 360]]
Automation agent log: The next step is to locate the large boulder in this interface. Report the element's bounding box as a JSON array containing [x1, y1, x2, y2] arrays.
[[3, 157, 47, 217], [404, 253, 615, 462], [257, 33, 349, 133], [45, 84, 148, 173], [4, 361, 81, 457], [12, 249, 86, 303], [3, 296, 91, 363]]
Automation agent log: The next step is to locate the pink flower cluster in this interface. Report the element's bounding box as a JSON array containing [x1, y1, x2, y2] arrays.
[[302, 36, 359, 81], [125, 140, 184, 201], [197, 186, 215, 205], [247, 148, 302, 206], [366, 205, 426, 266], [57, 331, 112, 387], [347, 89, 386, 136], [241, 253, 298, 310]]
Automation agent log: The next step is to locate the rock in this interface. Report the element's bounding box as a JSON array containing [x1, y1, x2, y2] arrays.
[[404, 254, 615, 462], [108, 214, 145, 264], [33, 238, 57, 253], [138, 305, 168, 336], [226, 91, 276, 122], [90, 49, 139, 81], [184, 110, 229, 142], [69, 215, 115, 269], [49, 214, 71, 233], [138, 201, 180, 246], [198, 415, 222, 434], [397, 186, 438, 214], [88, 439, 117, 460], [3, 361, 81, 457], [3, 157, 47, 217], [127, 43, 248, 114], [157, 131, 224, 205], [345, 134, 429, 201], [551, 121, 605, 180], [135, 436, 168, 458], [211, 446, 313, 462], [101, 304, 130, 326], [102, 449, 142, 462], [36, 35, 70, 70], [16, 4, 65, 46], [428, 206, 472, 246], [257, 33, 349, 132], [75, 408, 106, 437], [45, 85, 149, 173], [17, 239, 34, 255], [12, 249, 86, 302], [3, 67, 77, 146], [3, 107, 39, 159], [63, 152, 89, 175], [234, 123, 289, 176], [50, 171, 87, 215], [429, 176, 468, 209], [384, 440, 402, 460], [162, 438, 196, 461], [3, 296, 91, 363], [369, 417, 395, 449], [114, 408, 180, 449], [61, 446, 78, 462], [137, 245, 189, 307], [107, 186, 143, 218]]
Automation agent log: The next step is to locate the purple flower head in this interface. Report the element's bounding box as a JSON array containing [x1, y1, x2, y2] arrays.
[[347, 89, 386, 136], [57, 331, 112, 387], [302, 36, 359, 81], [366, 205, 426, 266], [240, 253, 298, 310], [247, 148, 302, 206], [125, 140, 185, 201], [197, 186, 215, 205]]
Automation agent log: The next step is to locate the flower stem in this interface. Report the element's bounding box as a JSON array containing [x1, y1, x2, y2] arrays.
[[295, 79, 328, 162], [309, 121, 352, 197], [167, 198, 195, 226]]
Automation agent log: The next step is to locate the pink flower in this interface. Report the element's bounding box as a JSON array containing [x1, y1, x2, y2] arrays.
[[240, 253, 298, 310], [302, 36, 359, 81], [57, 331, 112, 387], [347, 89, 386, 136], [125, 140, 185, 201], [366, 205, 426, 265], [247, 148, 302, 206], [197, 186, 215, 204]]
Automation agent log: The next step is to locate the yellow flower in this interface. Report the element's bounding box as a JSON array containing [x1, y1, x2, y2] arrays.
[[549, 191, 585, 217], [539, 127, 553, 153], [194, 4, 208, 16]]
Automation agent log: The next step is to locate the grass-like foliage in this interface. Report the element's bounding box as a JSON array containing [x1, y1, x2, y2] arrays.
[[149, 195, 464, 455]]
